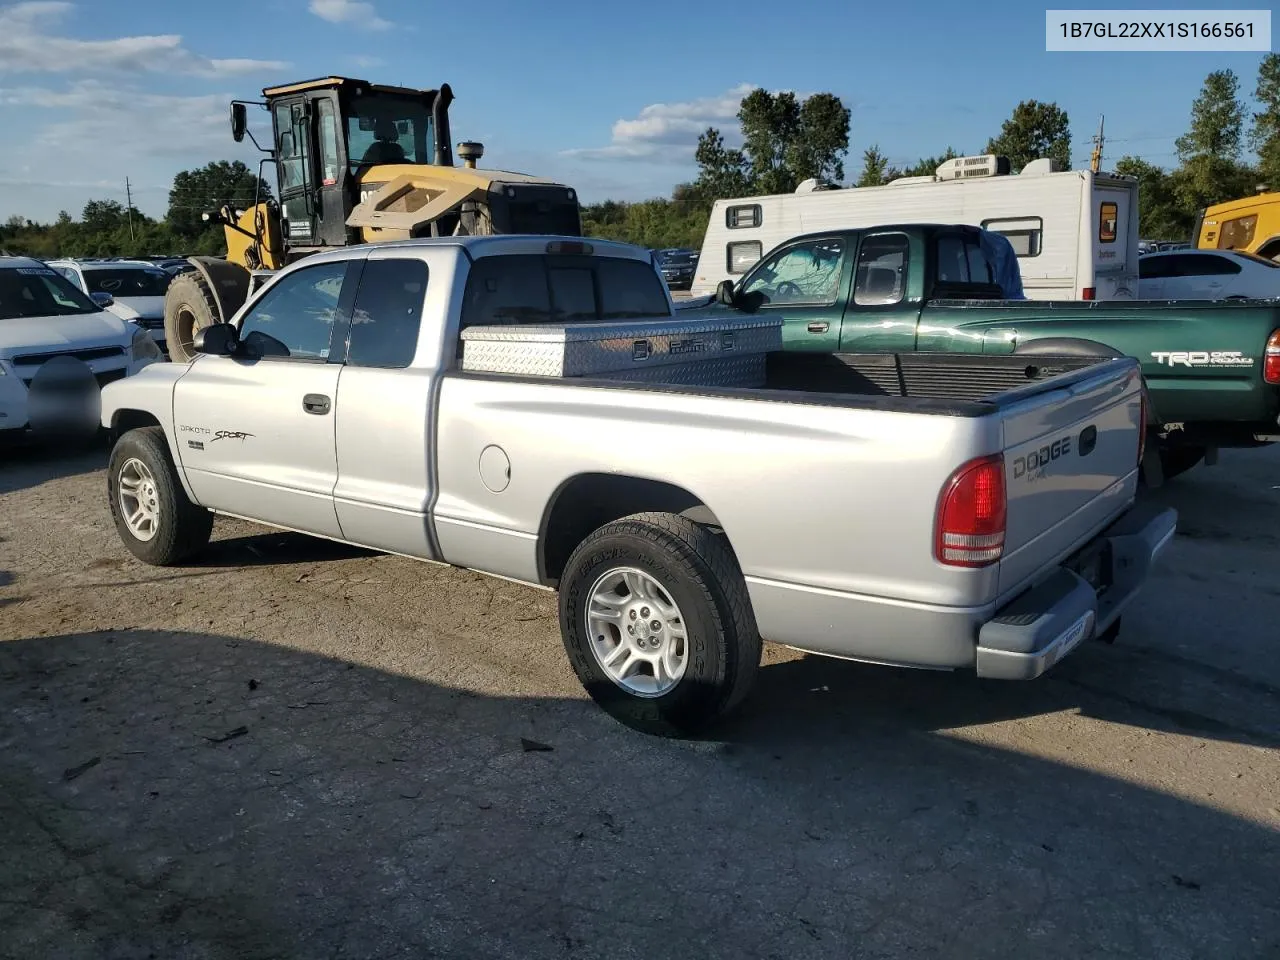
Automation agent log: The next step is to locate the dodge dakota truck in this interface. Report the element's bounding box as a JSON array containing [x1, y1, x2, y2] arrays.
[[687, 223, 1280, 480], [98, 235, 1176, 736]]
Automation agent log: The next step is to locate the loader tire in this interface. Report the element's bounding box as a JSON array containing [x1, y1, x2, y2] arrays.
[[164, 271, 221, 364]]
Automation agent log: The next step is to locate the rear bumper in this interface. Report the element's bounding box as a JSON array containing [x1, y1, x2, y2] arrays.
[[975, 503, 1177, 679]]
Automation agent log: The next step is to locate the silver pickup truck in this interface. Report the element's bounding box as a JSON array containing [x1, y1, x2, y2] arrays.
[[99, 235, 1176, 736]]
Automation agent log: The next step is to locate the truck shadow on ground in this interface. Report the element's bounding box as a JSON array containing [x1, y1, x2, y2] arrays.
[[191, 528, 377, 569], [1, 628, 1276, 960]]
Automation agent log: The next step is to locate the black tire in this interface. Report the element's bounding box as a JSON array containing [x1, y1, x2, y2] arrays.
[[107, 427, 213, 565], [164, 271, 221, 364], [1158, 445, 1206, 481], [558, 512, 761, 737]]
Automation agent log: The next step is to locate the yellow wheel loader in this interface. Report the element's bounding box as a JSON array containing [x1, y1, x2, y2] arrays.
[[164, 76, 583, 361]]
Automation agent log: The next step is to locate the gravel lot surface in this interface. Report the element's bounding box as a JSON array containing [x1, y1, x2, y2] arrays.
[[2, 439, 1278, 960]]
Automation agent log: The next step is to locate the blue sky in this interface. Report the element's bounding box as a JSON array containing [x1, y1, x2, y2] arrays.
[[0, 0, 1273, 223]]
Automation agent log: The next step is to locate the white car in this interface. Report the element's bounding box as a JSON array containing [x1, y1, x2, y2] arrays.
[[0, 257, 163, 438], [47, 258, 173, 355], [1138, 249, 1280, 300]]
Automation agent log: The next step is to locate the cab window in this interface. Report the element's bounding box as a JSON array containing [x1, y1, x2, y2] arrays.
[[238, 261, 349, 360], [853, 234, 908, 306], [739, 238, 846, 306], [346, 259, 428, 369]]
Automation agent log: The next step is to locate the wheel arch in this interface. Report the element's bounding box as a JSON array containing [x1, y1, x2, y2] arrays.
[[537, 473, 730, 588], [108, 411, 199, 503]]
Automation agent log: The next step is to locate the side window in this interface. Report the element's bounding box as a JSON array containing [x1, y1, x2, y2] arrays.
[[1193, 254, 1242, 276], [965, 240, 994, 284], [727, 240, 762, 275], [1099, 201, 1118, 243], [238, 261, 348, 360], [346, 259, 428, 369], [853, 233, 908, 306], [935, 235, 969, 283], [1217, 215, 1256, 250], [317, 99, 341, 186], [981, 217, 1043, 257], [460, 256, 552, 328], [726, 204, 762, 229], [1138, 257, 1168, 279], [740, 238, 846, 305]]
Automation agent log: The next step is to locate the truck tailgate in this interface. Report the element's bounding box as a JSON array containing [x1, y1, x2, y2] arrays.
[[995, 359, 1145, 598]]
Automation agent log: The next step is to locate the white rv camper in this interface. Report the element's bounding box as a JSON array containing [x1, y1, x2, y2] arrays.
[[690, 156, 1140, 302]]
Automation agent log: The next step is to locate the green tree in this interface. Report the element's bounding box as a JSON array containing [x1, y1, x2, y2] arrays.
[[1115, 156, 1192, 240], [1250, 53, 1280, 191], [692, 128, 751, 201], [855, 145, 890, 187], [1174, 69, 1257, 212], [168, 160, 273, 239], [694, 88, 850, 199], [904, 147, 963, 178], [985, 101, 1071, 172], [81, 199, 127, 233]]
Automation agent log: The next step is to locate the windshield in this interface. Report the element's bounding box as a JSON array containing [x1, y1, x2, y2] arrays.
[[84, 268, 172, 297], [347, 95, 434, 171], [659, 250, 697, 265], [0, 266, 101, 319]]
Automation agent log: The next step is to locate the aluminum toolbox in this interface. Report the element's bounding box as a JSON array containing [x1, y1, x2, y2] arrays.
[[459, 315, 782, 378]]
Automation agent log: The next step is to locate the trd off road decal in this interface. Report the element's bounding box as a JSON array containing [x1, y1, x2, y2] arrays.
[[1150, 350, 1254, 368]]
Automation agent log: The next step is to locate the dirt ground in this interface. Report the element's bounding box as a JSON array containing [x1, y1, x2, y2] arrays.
[[1, 439, 1278, 960]]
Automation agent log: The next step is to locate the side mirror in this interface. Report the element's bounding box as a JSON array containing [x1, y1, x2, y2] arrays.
[[90, 291, 114, 308], [715, 279, 737, 306], [230, 102, 247, 143], [193, 323, 240, 357]]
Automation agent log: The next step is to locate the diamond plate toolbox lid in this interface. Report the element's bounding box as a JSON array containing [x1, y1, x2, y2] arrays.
[[459, 314, 783, 378]]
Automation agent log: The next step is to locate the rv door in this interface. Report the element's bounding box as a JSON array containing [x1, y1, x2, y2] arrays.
[[1091, 180, 1138, 300]]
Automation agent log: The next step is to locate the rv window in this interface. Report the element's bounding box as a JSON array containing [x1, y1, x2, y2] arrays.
[[727, 240, 763, 275], [726, 204, 762, 229], [1099, 202, 1118, 243], [853, 234, 908, 306], [981, 217, 1043, 257], [740, 238, 846, 305], [1217, 215, 1257, 250]]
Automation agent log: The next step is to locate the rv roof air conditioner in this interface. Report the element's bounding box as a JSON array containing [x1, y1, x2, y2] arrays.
[[935, 154, 1012, 181], [795, 177, 839, 193], [1020, 158, 1065, 175], [887, 175, 937, 186]]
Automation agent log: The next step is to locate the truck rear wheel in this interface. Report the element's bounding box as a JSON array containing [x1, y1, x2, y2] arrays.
[[558, 512, 761, 737], [164, 272, 221, 364], [107, 427, 213, 565]]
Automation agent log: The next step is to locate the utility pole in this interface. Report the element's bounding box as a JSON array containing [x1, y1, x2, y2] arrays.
[[1090, 115, 1105, 174], [125, 177, 135, 241]]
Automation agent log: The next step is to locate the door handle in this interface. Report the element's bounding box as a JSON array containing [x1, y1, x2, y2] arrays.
[[302, 393, 331, 415], [806, 321, 830, 334]]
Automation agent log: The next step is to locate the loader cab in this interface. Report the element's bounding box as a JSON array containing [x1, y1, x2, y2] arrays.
[[255, 76, 454, 253]]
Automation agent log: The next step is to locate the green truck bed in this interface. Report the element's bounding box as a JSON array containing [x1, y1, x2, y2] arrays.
[[683, 222, 1280, 476]]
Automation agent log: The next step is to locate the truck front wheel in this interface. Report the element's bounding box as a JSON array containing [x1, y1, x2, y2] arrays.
[[558, 512, 761, 737], [107, 427, 213, 565]]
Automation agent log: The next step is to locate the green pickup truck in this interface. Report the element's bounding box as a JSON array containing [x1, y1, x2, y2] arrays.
[[685, 223, 1280, 479]]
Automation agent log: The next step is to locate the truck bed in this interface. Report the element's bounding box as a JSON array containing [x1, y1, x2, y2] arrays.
[[761, 351, 1106, 404]]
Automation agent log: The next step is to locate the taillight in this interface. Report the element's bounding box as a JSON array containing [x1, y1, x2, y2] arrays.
[[1082, 287, 1096, 301], [1265, 329, 1280, 385], [935, 454, 1007, 568], [1137, 385, 1149, 466]]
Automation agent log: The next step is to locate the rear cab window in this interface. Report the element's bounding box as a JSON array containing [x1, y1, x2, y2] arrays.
[[460, 254, 670, 330]]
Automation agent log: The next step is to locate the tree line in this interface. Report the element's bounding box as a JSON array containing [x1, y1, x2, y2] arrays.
[[0, 161, 271, 260], [4, 55, 1278, 258]]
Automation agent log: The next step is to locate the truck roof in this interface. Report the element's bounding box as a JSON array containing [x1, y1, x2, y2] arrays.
[[316, 234, 654, 263]]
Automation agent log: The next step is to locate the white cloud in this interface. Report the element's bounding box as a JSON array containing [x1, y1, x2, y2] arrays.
[[350, 54, 386, 69], [0, 2, 288, 75], [308, 0, 392, 30], [565, 84, 757, 161]]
